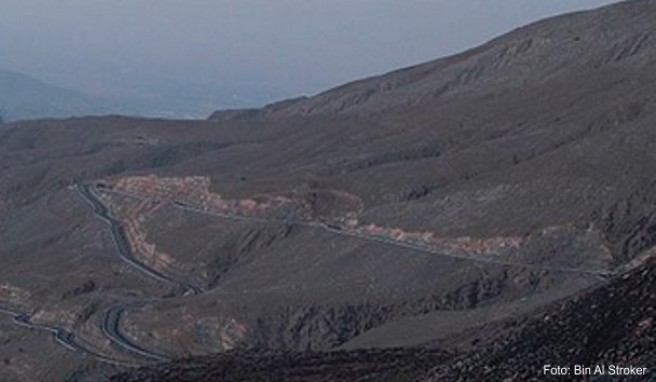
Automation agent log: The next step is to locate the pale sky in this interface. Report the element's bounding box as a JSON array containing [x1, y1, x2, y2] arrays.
[[0, 0, 624, 114]]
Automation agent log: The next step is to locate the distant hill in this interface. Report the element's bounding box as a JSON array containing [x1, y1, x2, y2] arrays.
[[0, 68, 279, 122], [0, 69, 122, 122]]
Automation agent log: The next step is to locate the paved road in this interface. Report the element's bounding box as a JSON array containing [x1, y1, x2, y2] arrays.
[[76, 184, 202, 361], [0, 305, 136, 366], [76, 185, 172, 284], [67, 183, 615, 365], [318, 225, 616, 277], [77, 184, 205, 295], [101, 304, 170, 362], [116, 188, 615, 277]]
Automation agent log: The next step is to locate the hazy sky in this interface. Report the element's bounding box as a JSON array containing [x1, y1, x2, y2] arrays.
[[0, 0, 623, 112]]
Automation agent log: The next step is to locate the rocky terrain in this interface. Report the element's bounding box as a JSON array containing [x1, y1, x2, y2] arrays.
[[427, 256, 655, 381], [1, 0, 655, 381], [109, 255, 655, 382], [111, 348, 451, 382]]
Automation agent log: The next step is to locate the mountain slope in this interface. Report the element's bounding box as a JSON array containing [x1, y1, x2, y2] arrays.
[[108, 256, 655, 382], [246, 0, 656, 119], [428, 256, 655, 381], [0, 69, 120, 122], [1, 1, 655, 381]]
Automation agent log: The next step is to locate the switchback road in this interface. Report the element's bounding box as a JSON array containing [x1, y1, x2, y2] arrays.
[[0, 305, 136, 366], [101, 187, 615, 277], [75, 184, 196, 362], [58, 182, 615, 366]]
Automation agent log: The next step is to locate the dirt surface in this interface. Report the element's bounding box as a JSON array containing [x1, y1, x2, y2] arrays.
[[1, 0, 655, 380]]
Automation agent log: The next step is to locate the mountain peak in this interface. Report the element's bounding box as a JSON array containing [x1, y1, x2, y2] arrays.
[[205, 0, 656, 121]]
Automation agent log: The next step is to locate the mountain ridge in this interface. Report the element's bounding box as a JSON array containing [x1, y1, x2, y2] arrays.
[[0, 68, 123, 122], [209, 0, 656, 121], [1, 1, 655, 381]]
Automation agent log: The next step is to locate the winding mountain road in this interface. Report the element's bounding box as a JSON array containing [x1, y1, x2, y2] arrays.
[[75, 184, 197, 362], [101, 304, 170, 362], [108, 187, 615, 277], [50, 182, 614, 367], [76, 185, 173, 284], [0, 305, 136, 366]]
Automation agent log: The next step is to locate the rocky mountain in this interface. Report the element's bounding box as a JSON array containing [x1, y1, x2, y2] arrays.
[[0, 0, 655, 381], [109, 255, 655, 382], [214, 0, 656, 120], [427, 255, 655, 381]]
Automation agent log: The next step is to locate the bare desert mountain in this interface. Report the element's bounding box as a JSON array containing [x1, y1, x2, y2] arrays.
[[0, 1, 655, 381]]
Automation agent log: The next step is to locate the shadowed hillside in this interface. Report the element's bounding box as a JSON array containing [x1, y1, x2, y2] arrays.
[[108, 256, 655, 381]]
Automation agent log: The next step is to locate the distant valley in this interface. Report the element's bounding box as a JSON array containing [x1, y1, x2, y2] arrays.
[[0, 68, 277, 122], [0, 68, 125, 122]]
